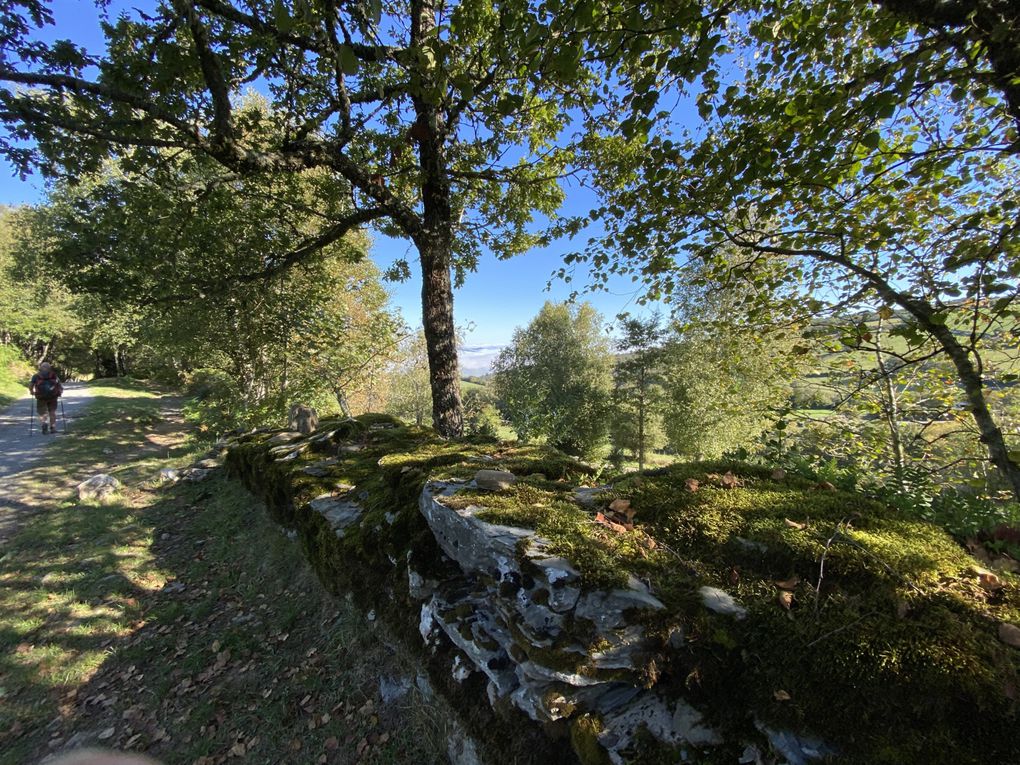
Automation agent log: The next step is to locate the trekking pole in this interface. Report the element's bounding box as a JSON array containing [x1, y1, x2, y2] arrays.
[[60, 399, 67, 433], [28, 397, 34, 435]]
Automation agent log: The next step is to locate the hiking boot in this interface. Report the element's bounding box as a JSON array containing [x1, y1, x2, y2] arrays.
[[49, 424, 57, 434], [41, 422, 48, 434]]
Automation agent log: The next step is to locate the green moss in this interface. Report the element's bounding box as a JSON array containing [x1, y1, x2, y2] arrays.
[[227, 424, 1020, 765], [569, 714, 611, 765]]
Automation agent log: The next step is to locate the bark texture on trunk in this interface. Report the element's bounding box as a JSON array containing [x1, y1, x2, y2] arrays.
[[410, 0, 463, 437], [874, 318, 906, 480]]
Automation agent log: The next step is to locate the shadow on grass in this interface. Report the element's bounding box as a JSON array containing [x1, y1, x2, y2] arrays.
[[1, 392, 452, 765]]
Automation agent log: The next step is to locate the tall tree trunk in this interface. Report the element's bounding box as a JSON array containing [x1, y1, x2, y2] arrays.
[[637, 366, 646, 472], [828, 251, 1020, 499], [873, 318, 906, 482], [410, 0, 463, 437]]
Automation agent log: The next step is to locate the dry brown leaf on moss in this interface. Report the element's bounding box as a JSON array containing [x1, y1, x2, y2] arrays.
[[684, 478, 700, 493], [777, 591, 794, 610], [784, 518, 807, 530], [815, 480, 836, 492], [609, 498, 631, 513], [773, 690, 791, 702], [978, 572, 1004, 592], [774, 576, 800, 590], [595, 512, 630, 534], [721, 471, 741, 489]]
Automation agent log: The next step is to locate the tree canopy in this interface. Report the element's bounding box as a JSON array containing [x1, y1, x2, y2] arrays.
[[0, 0, 710, 435], [576, 0, 1020, 496], [493, 300, 612, 458]]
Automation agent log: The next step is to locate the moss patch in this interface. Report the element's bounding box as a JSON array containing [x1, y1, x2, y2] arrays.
[[227, 425, 1020, 765]]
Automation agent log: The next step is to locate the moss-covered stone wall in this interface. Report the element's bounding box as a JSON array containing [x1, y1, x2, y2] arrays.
[[223, 415, 1020, 765]]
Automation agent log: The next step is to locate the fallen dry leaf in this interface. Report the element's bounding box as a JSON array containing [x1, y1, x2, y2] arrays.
[[684, 478, 700, 493], [325, 736, 339, 751], [815, 480, 836, 492], [777, 591, 794, 610], [773, 690, 791, 702], [98, 727, 115, 741], [720, 471, 741, 489], [784, 518, 807, 530], [774, 576, 800, 591], [999, 622, 1020, 649], [609, 498, 631, 513], [290, 738, 303, 751], [771, 468, 786, 481], [594, 512, 630, 534], [979, 572, 1004, 592]]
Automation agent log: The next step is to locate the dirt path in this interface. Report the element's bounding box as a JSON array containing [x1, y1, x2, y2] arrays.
[[0, 384, 95, 543]]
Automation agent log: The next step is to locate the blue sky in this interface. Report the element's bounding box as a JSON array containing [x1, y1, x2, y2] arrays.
[[0, 0, 672, 371]]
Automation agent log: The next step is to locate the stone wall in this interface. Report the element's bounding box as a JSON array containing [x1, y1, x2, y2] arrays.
[[221, 414, 1020, 765]]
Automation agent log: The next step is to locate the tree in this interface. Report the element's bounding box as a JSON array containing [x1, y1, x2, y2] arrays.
[[577, 0, 1020, 497], [492, 301, 612, 458], [30, 148, 399, 426], [610, 314, 665, 470], [0, 204, 81, 364], [660, 315, 792, 462], [384, 331, 432, 427], [0, 0, 668, 435]]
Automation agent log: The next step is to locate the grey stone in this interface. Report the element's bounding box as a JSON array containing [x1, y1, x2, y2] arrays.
[[407, 569, 436, 600], [599, 695, 722, 764], [193, 458, 222, 469], [181, 468, 211, 482], [447, 725, 483, 765], [452, 654, 473, 683], [699, 586, 747, 619], [420, 481, 539, 579], [309, 494, 364, 537], [430, 594, 519, 697], [573, 486, 609, 507], [733, 536, 768, 554], [77, 474, 121, 502], [267, 431, 303, 446], [158, 468, 179, 483], [379, 675, 412, 704], [589, 625, 656, 671], [301, 459, 337, 477], [756, 723, 836, 765], [474, 469, 517, 491], [532, 555, 579, 583], [574, 587, 665, 631], [739, 745, 765, 765]]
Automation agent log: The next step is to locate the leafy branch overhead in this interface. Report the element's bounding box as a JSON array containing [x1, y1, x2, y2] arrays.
[[3, 0, 705, 434]]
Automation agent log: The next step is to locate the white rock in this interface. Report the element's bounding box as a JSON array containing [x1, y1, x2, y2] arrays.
[[77, 474, 121, 502], [698, 586, 748, 619], [473, 469, 517, 491]]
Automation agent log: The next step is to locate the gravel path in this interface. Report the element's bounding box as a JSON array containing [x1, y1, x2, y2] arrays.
[[0, 383, 95, 540]]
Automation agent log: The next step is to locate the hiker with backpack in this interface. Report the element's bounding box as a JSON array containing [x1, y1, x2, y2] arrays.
[[29, 361, 63, 434]]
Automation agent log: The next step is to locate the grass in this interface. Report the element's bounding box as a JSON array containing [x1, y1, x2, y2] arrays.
[[0, 381, 454, 765]]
